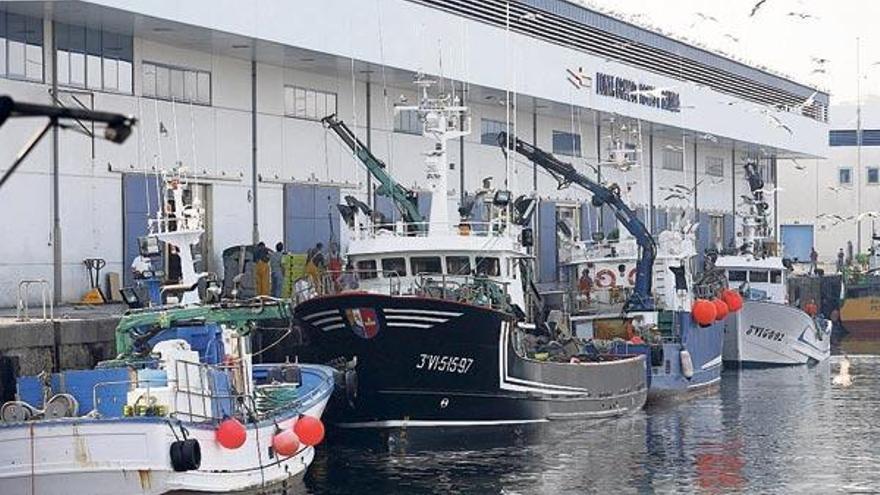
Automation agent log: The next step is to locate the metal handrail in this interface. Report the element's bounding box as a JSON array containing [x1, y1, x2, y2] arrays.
[[17, 279, 53, 322], [353, 220, 514, 240]]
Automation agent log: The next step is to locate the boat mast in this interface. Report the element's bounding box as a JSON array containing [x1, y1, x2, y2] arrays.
[[397, 76, 471, 230]]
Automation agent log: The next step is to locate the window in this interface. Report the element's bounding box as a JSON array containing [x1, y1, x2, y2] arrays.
[[868, 167, 879, 184], [411, 256, 442, 275], [706, 156, 724, 177], [381, 257, 407, 276], [728, 270, 747, 282], [709, 215, 723, 249], [552, 131, 581, 157], [475, 257, 501, 277], [395, 109, 421, 134], [0, 12, 44, 82], [446, 256, 472, 275], [839, 167, 852, 185], [749, 271, 769, 283], [284, 85, 336, 121], [770, 270, 783, 284], [481, 118, 511, 145], [829, 130, 858, 147], [355, 259, 377, 280], [56, 23, 132, 93], [556, 205, 579, 241], [662, 149, 684, 171], [143, 61, 210, 104]]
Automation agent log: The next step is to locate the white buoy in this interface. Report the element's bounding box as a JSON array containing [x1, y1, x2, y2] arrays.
[[832, 356, 852, 387], [680, 349, 694, 379]]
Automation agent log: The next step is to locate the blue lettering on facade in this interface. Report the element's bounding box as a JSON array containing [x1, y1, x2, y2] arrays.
[[595, 72, 680, 113]]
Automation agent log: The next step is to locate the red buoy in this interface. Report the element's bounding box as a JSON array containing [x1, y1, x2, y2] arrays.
[[721, 289, 743, 312], [216, 417, 247, 449], [713, 298, 729, 321], [294, 416, 325, 446], [804, 301, 818, 317], [692, 299, 717, 327], [272, 429, 301, 457]]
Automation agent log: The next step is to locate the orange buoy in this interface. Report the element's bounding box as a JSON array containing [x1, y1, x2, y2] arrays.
[[692, 299, 717, 326], [713, 298, 729, 321], [272, 428, 301, 457], [216, 417, 247, 449], [722, 289, 743, 312], [294, 415, 325, 446]]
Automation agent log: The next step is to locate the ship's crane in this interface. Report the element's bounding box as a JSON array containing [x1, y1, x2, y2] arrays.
[[321, 114, 425, 233], [497, 132, 656, 311]]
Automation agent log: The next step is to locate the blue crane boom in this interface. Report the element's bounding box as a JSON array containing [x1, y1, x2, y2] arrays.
[[497, 132, 656, 311], [321, 114, 425, 232]]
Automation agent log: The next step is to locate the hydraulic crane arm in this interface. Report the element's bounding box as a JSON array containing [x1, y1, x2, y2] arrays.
[[321, 114, 425, 231], [497, 132, 656, 311]]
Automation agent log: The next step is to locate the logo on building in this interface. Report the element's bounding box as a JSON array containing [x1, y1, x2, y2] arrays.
[[594, 72, 681, 113]]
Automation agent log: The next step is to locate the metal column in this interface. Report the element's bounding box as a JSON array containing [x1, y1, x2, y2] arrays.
[[251, 58, 259, 243], [50, 20, 62, 303], [648, 134, 654, 234], [366, 81, 373, 208], [532, 103, 537, 191]]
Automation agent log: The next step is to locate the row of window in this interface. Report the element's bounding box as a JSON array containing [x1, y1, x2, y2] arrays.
[[727, 270, 783, 284], [55, 22, 133, 93], [354, 255, 503, 280], [284, 85, 338, 121], [142, 61, 211, 105], [0, 12, 44, 82], [829, 129, 880, 147], [838, 167, 880, 186]]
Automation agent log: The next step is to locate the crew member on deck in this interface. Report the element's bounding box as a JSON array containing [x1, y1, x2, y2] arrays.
[[254, 242, 271, 296]]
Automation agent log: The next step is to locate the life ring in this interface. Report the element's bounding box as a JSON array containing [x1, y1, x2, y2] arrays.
[[627, 268, 637, 286], [595, 269, 616, 288]]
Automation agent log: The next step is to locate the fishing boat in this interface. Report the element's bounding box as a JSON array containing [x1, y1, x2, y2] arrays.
[[557, 210, 728, 401], [839, 235, 880, 340], [292, 79, 647, 439], [716, 162, 831, 365], [0, 173, 334, 494]]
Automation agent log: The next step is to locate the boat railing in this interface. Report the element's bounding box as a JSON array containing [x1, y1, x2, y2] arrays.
[[92, 360, 330, 424], [291, 269, 402, 304], [353, 220, 512, 240], [567, 286, 661, 314], [414, 273, 511, 311]]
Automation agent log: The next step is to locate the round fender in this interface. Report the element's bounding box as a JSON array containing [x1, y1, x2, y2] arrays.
[[170, 439, 201, 472], [680, 349, 694, 379], [595, 269, 616, 288], [627, 268, 637, 286]]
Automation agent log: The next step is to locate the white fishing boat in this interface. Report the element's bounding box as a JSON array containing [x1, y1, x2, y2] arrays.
[[716, 163, 831, 366], [0, 173, 334, 495]]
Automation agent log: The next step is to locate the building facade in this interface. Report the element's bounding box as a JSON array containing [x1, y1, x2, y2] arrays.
[[778, 100, 880, 264], [0, 0, 828, 306]]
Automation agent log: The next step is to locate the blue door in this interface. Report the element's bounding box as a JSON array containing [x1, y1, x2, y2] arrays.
[[780, 224, 814, 263], [538, 200, 557, 284], [284, 184, 340, 254], [122, 174, 161, 286]]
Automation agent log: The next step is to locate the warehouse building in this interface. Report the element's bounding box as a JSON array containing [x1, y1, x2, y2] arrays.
[[0, 0, 829, 306]]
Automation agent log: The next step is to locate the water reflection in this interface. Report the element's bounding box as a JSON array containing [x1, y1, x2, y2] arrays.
[[253, 356, 880, 494]]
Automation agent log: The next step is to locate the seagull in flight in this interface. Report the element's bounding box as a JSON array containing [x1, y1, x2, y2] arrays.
[[755, 186, 784, 196], [827, 185, 846, 194], [701, 133, 718, 143], [788, 11, 816, 20], [811, 57, 830, 65], [792, 158, 807, 171], [857, 211, 880, 222], [749, 0, 770, 17], [695, 12, 719, 22], [811, 67, 827, 75], [723, 33, 740, 43]]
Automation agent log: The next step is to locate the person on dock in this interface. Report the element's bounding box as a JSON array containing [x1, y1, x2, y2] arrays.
[[837, 248, 845, 273], [254, 242, 271, 296], [809, 247, 818, 275], [305, 242, 326, 292], [578, 268, 592, 309], [270, 242, 285, 298]]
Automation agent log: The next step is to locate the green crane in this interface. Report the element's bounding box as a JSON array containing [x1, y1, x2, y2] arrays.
[[321, 114, 425, 233]]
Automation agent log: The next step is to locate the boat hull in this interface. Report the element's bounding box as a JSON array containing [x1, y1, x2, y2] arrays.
[[603, 312, 725, 402], [840, 296, 880, 340], [723, 300, 832, 365], [292, 293, 648, 434], [0, 366, 333, 495]]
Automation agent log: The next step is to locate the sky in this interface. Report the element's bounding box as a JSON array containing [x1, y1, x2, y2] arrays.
[[584, 0, 880, 119]]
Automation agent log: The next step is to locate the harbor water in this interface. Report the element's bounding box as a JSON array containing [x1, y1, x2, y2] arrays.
[[273, 355, 879, 494]]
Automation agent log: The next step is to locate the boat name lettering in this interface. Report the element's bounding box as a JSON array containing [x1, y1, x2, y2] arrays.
[[746, 325, 784, 342], [415, 354, 474, 374]]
